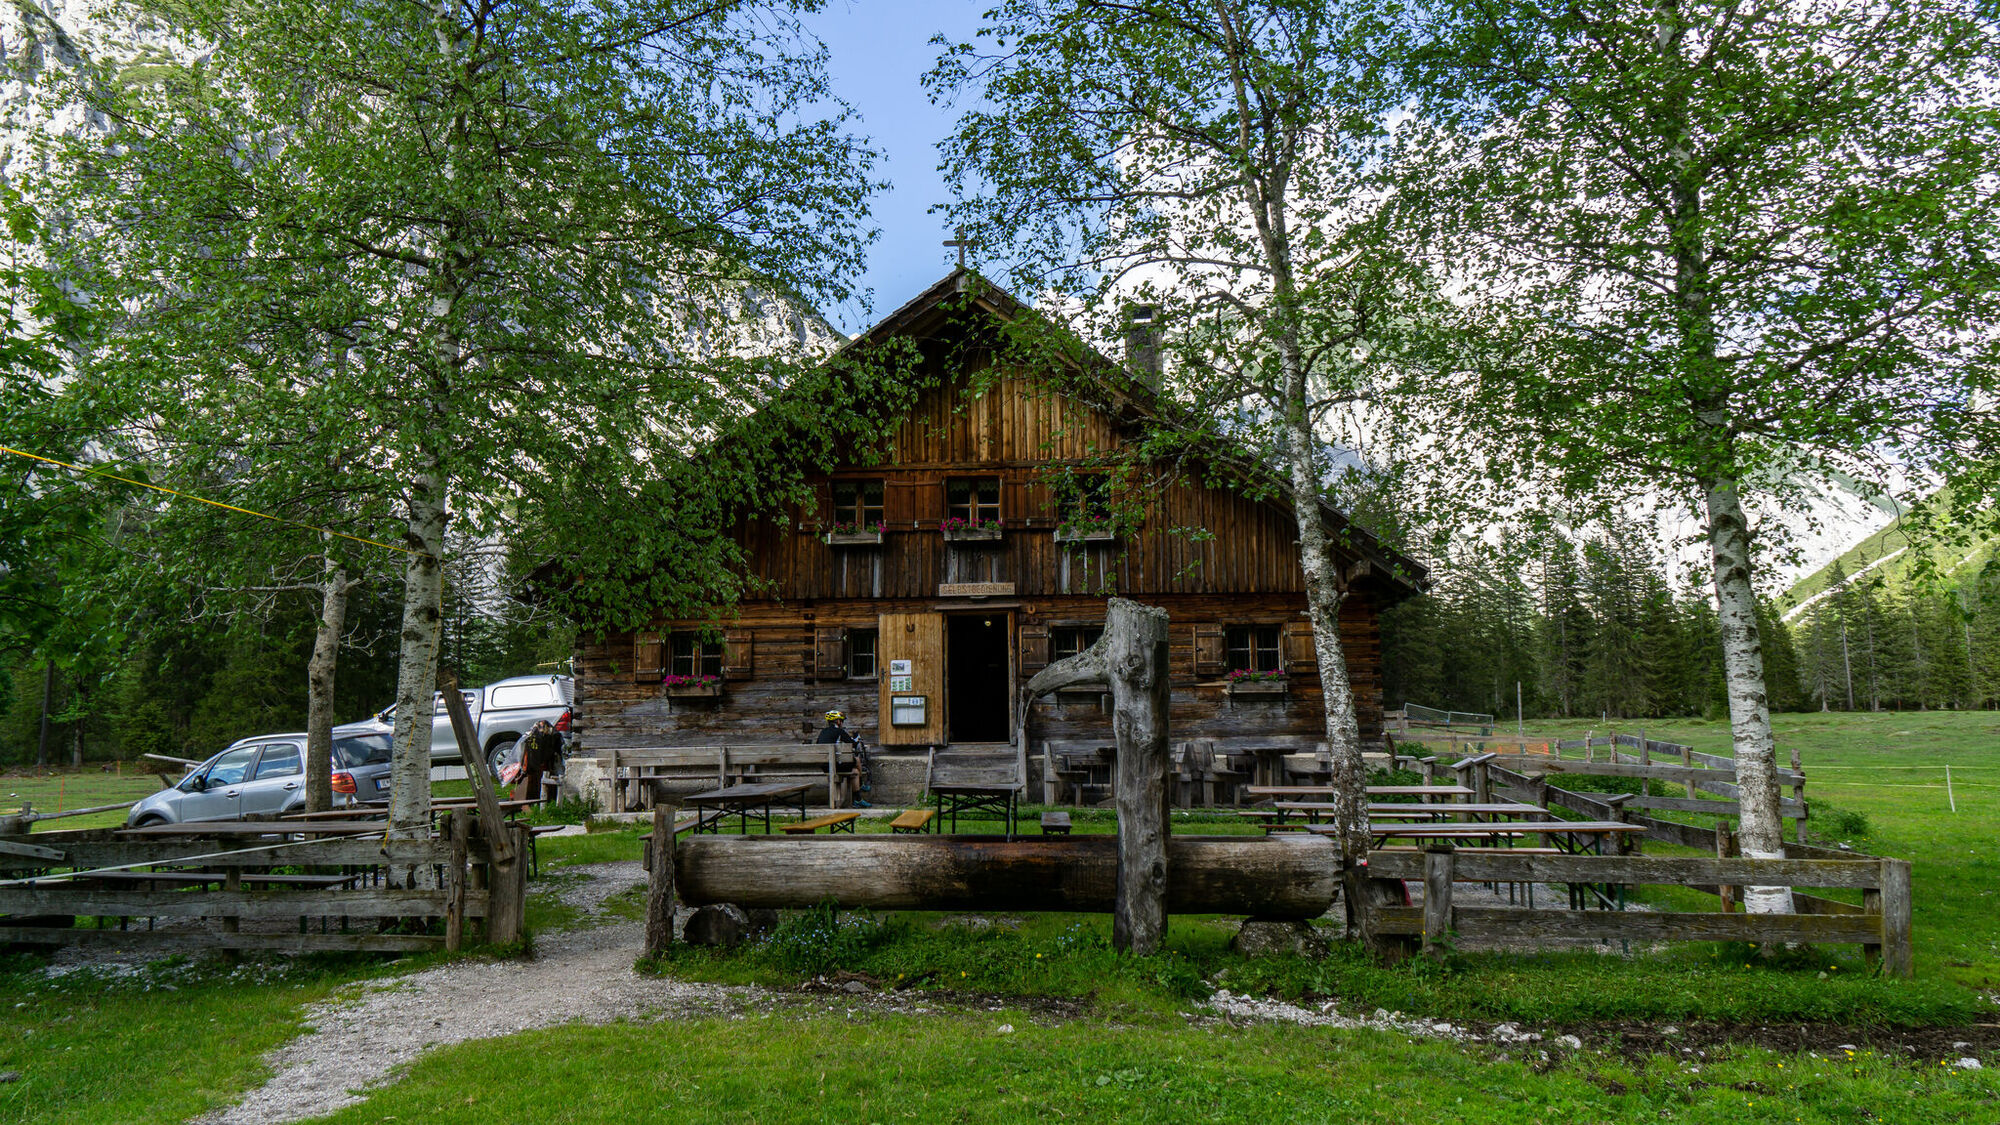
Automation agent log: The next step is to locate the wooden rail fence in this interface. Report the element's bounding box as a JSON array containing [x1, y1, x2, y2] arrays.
[[0, 814, 527, 955], [1366, 845, 1913, 976], [1392, 729, 1811, 842]]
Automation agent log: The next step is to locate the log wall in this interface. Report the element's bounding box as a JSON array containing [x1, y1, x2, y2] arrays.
[[576, 304, 1412, 761], [577, 590, 1385, 752]]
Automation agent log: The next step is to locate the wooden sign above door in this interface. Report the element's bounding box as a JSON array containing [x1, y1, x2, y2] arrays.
[[937, 582, 1015, 597]]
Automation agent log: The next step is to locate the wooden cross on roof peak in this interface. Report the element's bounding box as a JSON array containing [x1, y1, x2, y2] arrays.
[[944, 227, 980, 269]]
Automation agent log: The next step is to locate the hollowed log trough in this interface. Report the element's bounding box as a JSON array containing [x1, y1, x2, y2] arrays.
[[675, 833, 1337, 919]]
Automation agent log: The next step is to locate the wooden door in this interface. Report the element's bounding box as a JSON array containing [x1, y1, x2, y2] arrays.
[[877, 612, 946, 746]]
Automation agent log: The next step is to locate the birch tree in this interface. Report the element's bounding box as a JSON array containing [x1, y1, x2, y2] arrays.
[[44, 0, 877, 836], [1406, 0, 2000, 907], [931, 0, 1441, 905]]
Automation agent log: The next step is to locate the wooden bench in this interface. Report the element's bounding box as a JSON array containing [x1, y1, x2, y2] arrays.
[[928, 748, 1028, 836], [1040, 811, 1072, 836], [1040, 740, 1112, 805], [727, 744, 858, 809], [605, 743, 855, 811], [1200, 736, 1328, 795], [889, 809, 934, 834], [782, 812, 861, 835]]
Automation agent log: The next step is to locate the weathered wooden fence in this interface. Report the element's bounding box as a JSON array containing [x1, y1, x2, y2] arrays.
[[1366, 844, 1913, 976], [0, 814, 527, 955], [1392, 730, 1811, 842]]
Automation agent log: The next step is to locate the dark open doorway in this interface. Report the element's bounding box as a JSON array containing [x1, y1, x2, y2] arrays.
[[946, 614, 1010, 743]]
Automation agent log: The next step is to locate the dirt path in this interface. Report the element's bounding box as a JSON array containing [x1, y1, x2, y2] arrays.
[[197, 861, 759, 1125]]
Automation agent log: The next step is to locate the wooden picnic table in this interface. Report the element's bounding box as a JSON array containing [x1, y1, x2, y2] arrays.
[[280, 799, 536, 823], [117, 820, 390, 837], [1241, 784, 1474, 801], [1367, 785, 1476, 800], [682, 781, 811, 835], [1346, 824, 1536, 846], [1271, 801, 1547, 824], [282, 806, 389, 821]]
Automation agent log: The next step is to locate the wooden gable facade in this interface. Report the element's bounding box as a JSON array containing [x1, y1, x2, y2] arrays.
[[574, 272, 1425, 761]]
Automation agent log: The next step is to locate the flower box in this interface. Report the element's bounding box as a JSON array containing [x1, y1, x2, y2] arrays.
[[1226, 676, 1287, 697], [663, 679, 723, 699], [941, 524, 1004, 542], [823, 529, 885, 547], [1054, 527, 1120, 544]]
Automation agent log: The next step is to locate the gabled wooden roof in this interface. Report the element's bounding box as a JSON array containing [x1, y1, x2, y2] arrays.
[[835, 269, 1428, 601]]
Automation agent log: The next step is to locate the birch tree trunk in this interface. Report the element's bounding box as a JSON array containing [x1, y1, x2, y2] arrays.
[[1703, 474, 1790, 914], [1213, 0, 1373, 927], [1286, 424, 1370, 937], [303, 555, 350, 813], [388, 455, 447, 839]]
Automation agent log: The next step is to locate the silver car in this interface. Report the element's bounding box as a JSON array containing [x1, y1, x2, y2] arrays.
[[335, 674, 574, 774], [126, 732, 395, 826]]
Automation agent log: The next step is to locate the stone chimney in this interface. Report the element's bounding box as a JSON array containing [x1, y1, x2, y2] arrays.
[[1124, 304, 1162, 387]]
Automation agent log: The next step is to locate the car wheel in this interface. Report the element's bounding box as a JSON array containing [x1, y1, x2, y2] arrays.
[[133, 814, 169, 827], [486, 739, 515, 781]]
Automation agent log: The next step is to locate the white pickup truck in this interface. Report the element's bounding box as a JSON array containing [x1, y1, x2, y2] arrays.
[[335, 674, 574, 775]]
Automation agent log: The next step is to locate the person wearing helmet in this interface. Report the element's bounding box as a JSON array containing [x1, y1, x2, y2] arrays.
[[814, 710, 871, 804], [815, 710, 857, 748]]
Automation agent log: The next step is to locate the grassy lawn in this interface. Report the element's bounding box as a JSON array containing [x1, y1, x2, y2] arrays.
[[0, 956, 352, 1124], [1, 710, 1996, 1124], [0, 770, 167, 829], [304, 1012, 2000, 1125]]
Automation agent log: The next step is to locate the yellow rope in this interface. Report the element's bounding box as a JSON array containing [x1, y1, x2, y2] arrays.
[[1, 443, 413, 555]]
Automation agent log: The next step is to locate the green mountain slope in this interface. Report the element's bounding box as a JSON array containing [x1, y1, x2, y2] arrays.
[[1780, 496, 1998, 621]]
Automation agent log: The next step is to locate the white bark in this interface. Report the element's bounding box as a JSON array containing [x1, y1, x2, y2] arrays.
[[303, 554, 350, 813], [1703, 474, 1791, 914], [388, 459, 446, 839]]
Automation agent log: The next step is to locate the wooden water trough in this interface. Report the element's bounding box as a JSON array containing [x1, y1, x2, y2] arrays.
[[672, 832, 1339, 919]]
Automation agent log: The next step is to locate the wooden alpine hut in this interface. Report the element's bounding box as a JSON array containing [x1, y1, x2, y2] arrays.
[[572, 270, 1426, 807]]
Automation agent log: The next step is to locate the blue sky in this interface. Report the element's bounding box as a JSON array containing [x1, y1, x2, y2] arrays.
[[802, 1, 990, 332]]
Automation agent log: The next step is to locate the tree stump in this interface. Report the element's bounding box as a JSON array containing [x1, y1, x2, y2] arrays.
[[1023, 597, 1172, 954]]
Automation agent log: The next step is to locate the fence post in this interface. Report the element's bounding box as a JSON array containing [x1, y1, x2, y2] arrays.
[[1793, 747, 1808, 842], [1714, 823, 1736, 913], [1472, 758, 1492, 805], [1880, 859, 1913, 979], [486, 822, 528, 946], [646, 802, 678, 957], [445, 811, 469, 951], [1419, 756, 1438, 786], [1422, 845, 1455, 957]]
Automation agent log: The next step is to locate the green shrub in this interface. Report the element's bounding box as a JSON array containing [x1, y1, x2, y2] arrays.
[[761, 901, 885, 976], [526, 794, 598, 825], [1811, 801, 1871, 839]]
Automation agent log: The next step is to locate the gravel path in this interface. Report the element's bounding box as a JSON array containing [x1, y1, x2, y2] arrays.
[[197, 862, 760, 1125]]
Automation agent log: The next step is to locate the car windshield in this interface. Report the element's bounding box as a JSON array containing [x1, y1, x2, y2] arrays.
[[199, 746, 260, 788], [335, 733, 394, 767]]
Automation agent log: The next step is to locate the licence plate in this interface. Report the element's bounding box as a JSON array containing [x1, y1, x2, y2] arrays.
[[375, 778, 390, 791]]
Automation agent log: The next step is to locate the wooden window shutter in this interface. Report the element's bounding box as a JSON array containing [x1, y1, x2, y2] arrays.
[[1193, 625, 1225, 677], [814, 627, 848, 679], [1283, 621, 1318, 673], [632, 631, 664, 683], [1019, 625, 1049, 673], [722, 630, 754, 680]]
